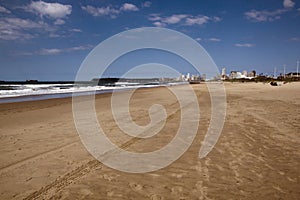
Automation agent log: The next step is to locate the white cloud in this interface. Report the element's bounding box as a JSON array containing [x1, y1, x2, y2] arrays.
[[82, 3, 139, 18], [283, 0, 295, 8], [163, 14, 187, 24], [153, 21, 165, 27], [0, 17, 47, 40], [148, 13, 162, 21], [39, 48, 61, 55], [0, 6, 11, 13], [54, 19, 65, 25], [4, 18, 45, 29], [245, 1, 295, 23], [19, 45, 93, 56], [38, 45, 93, 55], [213, 16, 222, 22], [27, 1, 72, 19], [120, 3, 139, 11], [69, 28, 82, 32], [67, 45, 93, 51], [149, 13, 221, 27], [142, 1, 152, 8], [208, 38, 221, 42], [235, 43, 255, 47], [186, 16, 210, 25], [245, 9, 286, 22], [0, 29, 34, 40], [195, 37, 202, 41], [82, 5, 119, 17]]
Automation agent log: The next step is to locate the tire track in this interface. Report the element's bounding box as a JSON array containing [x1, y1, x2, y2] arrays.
[[23, 159, 101, 200], [23, 102, 189, 199]]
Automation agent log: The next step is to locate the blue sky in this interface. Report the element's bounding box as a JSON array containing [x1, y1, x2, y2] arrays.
[[0, 0, 299, 80]]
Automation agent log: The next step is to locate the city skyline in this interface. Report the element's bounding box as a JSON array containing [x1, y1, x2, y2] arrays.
[[0, 0, 300, 80]]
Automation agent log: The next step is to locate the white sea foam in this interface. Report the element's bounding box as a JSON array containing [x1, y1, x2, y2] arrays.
[[0, 82, 186, 99]]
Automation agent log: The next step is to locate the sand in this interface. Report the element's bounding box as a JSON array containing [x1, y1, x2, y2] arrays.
[[0, 82, 299, 199]]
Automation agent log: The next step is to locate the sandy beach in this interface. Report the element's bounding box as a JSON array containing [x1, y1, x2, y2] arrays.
[[0, 82, 299, 199]]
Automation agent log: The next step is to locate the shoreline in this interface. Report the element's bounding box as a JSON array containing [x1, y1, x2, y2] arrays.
[[0, 82, 188, 104], [0, 81, 295, 104]]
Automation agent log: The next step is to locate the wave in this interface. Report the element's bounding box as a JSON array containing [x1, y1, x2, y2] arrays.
[[0, 82, 186, 103]]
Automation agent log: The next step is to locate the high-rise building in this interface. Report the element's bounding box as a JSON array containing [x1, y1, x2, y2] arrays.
[[186, 73, 190, 80], [221, 68, 227, 80], [221, 68, 226, 76]]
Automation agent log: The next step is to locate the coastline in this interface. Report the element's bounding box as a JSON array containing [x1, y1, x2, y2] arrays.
[[0, 83, 299, 199], [0, 82, 187, 104]]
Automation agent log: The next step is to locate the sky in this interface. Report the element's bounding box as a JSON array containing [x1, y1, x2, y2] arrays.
[[0, 0, 299, 80]]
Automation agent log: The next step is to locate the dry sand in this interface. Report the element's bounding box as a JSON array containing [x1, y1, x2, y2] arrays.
[[0, 82, 299, 199]]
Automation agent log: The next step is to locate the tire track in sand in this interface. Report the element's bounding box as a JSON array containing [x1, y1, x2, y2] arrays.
[[23, 159, 101, 200], [23, 103, 186, 199]]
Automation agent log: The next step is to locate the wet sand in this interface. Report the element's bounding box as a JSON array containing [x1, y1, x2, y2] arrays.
[[0, 82, 299, 199]]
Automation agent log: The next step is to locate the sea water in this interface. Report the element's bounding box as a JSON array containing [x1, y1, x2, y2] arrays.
[[0, 82, 186, 103]]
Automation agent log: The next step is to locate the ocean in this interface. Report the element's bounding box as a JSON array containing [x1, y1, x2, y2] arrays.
[[0, 82, 186, 104]]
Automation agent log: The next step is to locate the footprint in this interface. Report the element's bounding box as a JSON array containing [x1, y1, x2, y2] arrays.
[[129, 182, 143, 192], [171, 186, 183, 195], [149, 194, 164, 200], [193, 181, 208, 200]]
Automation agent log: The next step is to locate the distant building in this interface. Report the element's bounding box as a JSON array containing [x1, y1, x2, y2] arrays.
[[221, 68, 228, 80], [230, 71, 241, 79], [229, 70, 254, 80], [191, 74, 200, 81], [180, 74, 185, 81], [186, 73, 190, 80], [248, 71, 255, 78], [221, 68, 226, 76]]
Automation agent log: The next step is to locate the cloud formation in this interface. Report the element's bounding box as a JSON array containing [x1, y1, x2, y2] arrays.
[[81, 5, 119, 17], [0, 5, 11, 13], [2, 1, 79, 41], [26, 1, 72, 19], [39, 45, 93, 55], [17, 45, 93, 56], [0, 2, 74, 40], [0, 17, 47, 40], [82, 3, 139, 18], [149, 13, 221, 27], [235, 43, 255, 47], [186, 16, 210, 25], [152, 21, 165, 27], [120, 3, 139, 11], [163, 14, 187, 24], [208, 38, 221, 42], [283, 0, 295, 8], [142, 1, 152, 8], [245, 9, 286, 22], [54, 19, 65, 25], [39, 48, 61, 55], [245, 0, 296, 22], [69, 28, 82, 33]]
